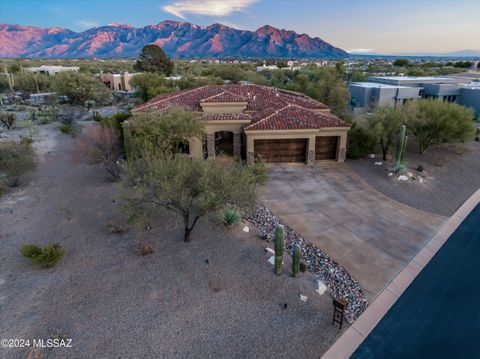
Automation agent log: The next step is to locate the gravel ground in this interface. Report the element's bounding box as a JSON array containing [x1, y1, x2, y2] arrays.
[[248, 207, 367, 323], [0, 125, 343, 359], [347, 140, 480, 216]]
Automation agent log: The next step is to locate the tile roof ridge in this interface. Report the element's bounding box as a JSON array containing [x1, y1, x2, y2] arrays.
[[140, 85, 211, 109]]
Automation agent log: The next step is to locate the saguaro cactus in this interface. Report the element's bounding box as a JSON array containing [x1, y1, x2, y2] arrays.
[[274, 224, 284, 275], [292, 244, 301, 277], [394, 124, 407, 174]]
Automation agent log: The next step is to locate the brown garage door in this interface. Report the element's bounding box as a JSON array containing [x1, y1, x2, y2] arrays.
[[315, 136, 338, 160], [254, 139, 307, 163]]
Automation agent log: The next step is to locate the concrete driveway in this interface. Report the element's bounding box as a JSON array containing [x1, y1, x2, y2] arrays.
[[261, 163, 446, 300]]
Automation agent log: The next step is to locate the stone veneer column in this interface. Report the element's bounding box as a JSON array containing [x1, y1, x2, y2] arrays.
[[247, 151, 255, 164], [206, 133, 215, 159], [233, 133, 241, 160], [307, 150, 315, 165], [338, 147, 346, 162]]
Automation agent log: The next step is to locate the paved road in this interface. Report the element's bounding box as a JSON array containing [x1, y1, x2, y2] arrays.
[[351, 203, 480, 358], [261, 163, 445, 299]]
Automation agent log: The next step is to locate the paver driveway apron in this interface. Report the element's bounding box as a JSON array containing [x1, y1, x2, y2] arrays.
[[261, 163, 446, 300]]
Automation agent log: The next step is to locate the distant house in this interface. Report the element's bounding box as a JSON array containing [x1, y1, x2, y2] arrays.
[[25, 65, 79, 76], [130, 84, 350, 164], [101, 72, 138, 93], [28, 92, 56, 104], [256, 64, 279, 72]]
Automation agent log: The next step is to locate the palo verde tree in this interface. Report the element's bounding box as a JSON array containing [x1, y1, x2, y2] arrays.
[[367, 106, 406, 160], [128, 106, 204, 157], [124, 155, 266, 242], [404, 99, 475, 153], [122, 106, 266, 241], [51, 72, 110, 105], [130, 72, 172, 101], [134, 44, 174, 75]]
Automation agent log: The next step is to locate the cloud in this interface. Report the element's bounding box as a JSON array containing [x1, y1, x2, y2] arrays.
[[77, 20, 99, 29], [163, 0, 258, 19], [48, 6, 66, 16], [348, 48, 376, 54]]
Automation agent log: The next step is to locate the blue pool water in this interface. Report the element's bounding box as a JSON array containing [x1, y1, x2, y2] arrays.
[[352, 204, 480, 359]]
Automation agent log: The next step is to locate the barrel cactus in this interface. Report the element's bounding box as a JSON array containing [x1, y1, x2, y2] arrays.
[[292, 244, 301, 277], [274, 224, 284, 275]]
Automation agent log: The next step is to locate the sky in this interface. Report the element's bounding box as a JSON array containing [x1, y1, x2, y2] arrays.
[[0, 0, 479, 54]]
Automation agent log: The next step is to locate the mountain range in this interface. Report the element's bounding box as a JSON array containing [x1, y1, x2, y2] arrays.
[[0, 21, 347, 59]]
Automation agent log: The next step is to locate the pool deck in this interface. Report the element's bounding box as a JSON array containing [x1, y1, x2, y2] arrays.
[[322, 188, 480, 359]]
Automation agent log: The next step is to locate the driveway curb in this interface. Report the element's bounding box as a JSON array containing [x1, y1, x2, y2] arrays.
[[321, 188, 480, 359]]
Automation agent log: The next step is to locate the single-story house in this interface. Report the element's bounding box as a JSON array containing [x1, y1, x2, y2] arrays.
[[130, 84, 351, 164], [101, 72, 138, 93]]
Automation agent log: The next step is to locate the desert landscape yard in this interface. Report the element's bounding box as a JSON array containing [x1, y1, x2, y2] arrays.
[[0, 123, 344, 359]]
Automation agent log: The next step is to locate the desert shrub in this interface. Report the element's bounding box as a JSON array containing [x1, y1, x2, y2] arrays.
[[59, 122, 82, 136], [0, 140, 37, 186], [72, 124, 122, 181], [21, 244, 42, 259], [218, 208, 242, 227], [21, 244, 64, 268], [56, 104, 85, 125], [0, 112, 16, 129], [59, 124, 74, 134], [100, 112, 131, 130], [0, 183, 6, 197], [347, 123, 376, 159], [139, 244, 154, 256], [92, 111, 103, 122]]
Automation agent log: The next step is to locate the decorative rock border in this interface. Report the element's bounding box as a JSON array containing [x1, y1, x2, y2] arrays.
[[247, 206, 367, 323]]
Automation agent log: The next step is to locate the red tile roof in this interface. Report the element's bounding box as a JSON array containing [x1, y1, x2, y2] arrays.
[[245, 105, 350, 131], [133, 84, 349, 131], [201, 113, 251, 121]]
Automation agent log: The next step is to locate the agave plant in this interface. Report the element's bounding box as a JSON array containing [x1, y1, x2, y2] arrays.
[[218, 208, 242, 227]]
